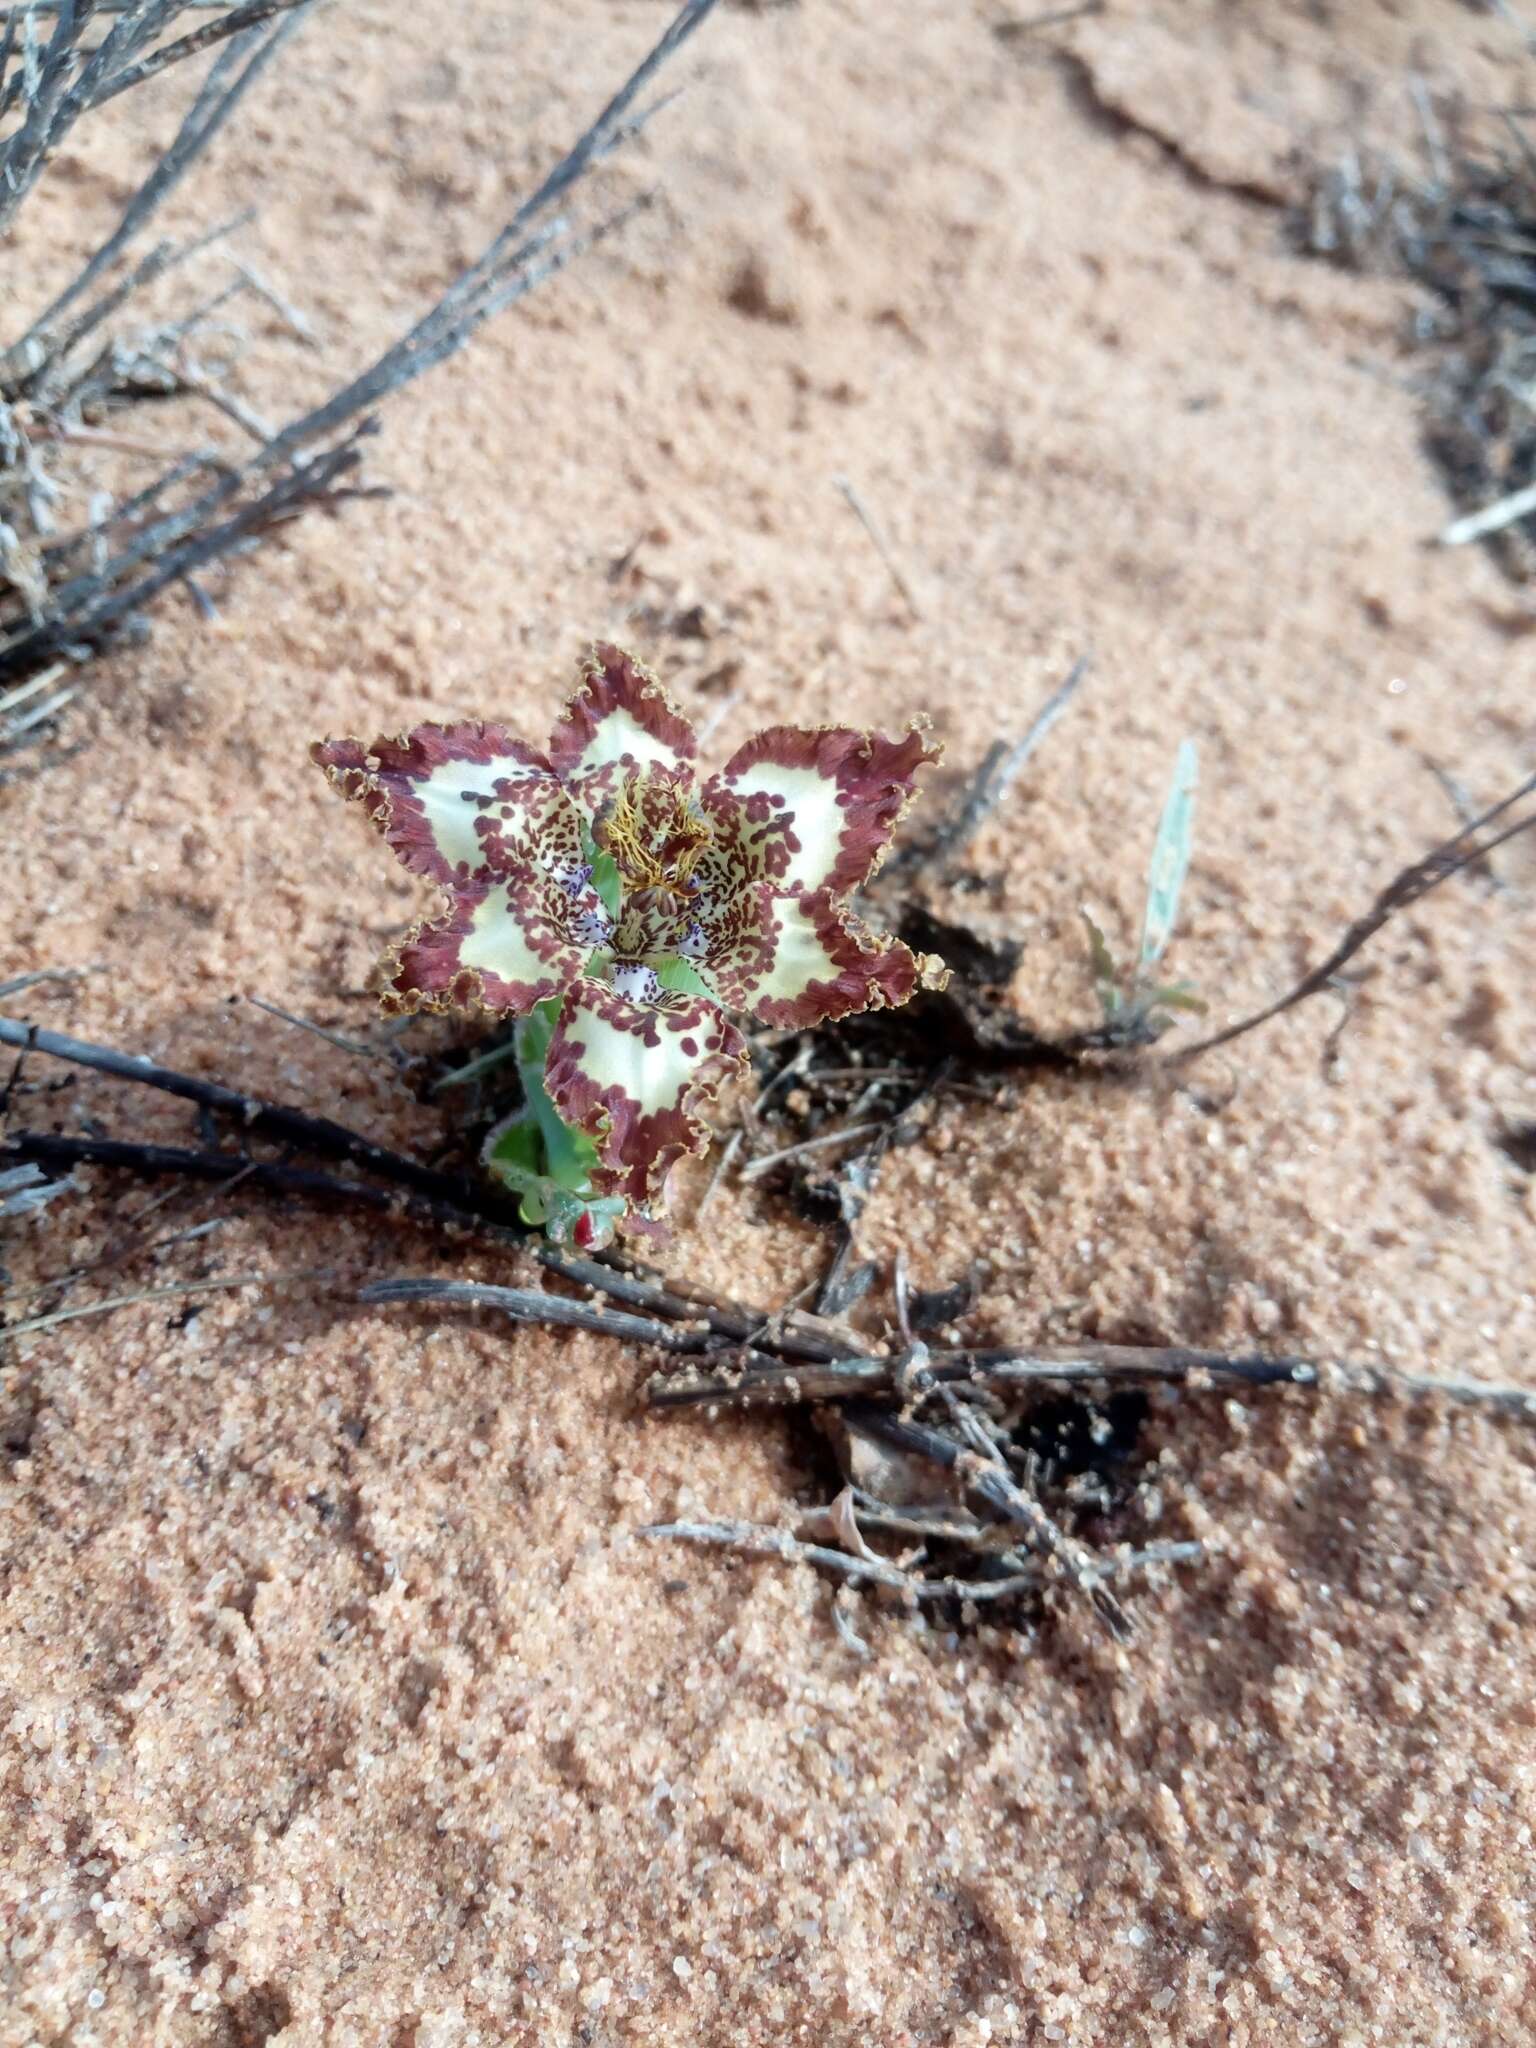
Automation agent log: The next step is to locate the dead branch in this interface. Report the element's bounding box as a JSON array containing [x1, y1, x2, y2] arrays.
[[3, 19, 304, 379], [639, 1516, 1199, 1607], [0, 1012, 503, 1211], [1297, 79, 1536, 576], [642, 1337, 1536, 1422], [17, 210, 253, 405], [1, 0, 723, 692], [644, 1339, 1314, 1409], [837, 1400, 1134, 1638], [1172, 769, 1536, 1060], [9, 1006, 1533, 1654], [358, 1275, 719, 1355], [84, 1, 309, 112], [0, 3, 311, 240], [0, 1129, 532, 1244], [15, 1106, 1532, 1423], [0, 1010, 859, 1362]]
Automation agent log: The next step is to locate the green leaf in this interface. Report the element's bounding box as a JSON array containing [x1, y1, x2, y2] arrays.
[[510, 1006, 631, 1236], [590, 848, 623, 919], [482, 1109, 552, 1225], [1080, 909, 1122, 1019], [431, 1033, 520, 1092], [514, 996, 561, 1071], [1145, 983, 1208, 1015], [1139, 738, 1198, 971], [485, 1109, 542, 1177], [654, 954, 714, 999], [515, 998, 610, 1191], [482, 1101, 627, 1248]]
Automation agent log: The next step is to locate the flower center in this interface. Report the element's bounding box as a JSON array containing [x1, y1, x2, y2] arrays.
[[595, 767, 710, 896], [584, 769, 718, 1001]]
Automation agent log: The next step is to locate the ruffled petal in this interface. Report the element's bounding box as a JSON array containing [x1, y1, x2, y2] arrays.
[[547, 645, 698, 811], [313, 722, 559, 888], [704, 885, 940, 1028], [380, 868, 602, 1018], [543, 978, 746, 1204], [703, 722, 939, 896]]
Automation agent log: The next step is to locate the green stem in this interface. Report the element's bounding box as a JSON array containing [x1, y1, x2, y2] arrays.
[[480, 1001, 626, 1247], [513, 1003, 589, 1189]]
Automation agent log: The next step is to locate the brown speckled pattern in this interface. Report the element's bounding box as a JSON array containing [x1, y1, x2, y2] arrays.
[[2, 1, 1533, 2041]]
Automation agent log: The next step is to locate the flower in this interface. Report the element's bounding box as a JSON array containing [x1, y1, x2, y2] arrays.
[[313, 643, 946, 1214]]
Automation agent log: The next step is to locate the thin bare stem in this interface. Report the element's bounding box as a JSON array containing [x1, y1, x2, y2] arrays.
[[644, 1337, 1536, 1423], [3, 1261, 331, 1342], [645, 1341, 1316, 1409], [739, 1120, 889, 1182], [1173, 771, 1536, 1061], [0, 964, 92, 1000], [244, 993, 378, 1059], [1438, 477, 1536, 546], [87, 0, 309, 112], [638, 1517, 1198, 1605], [357, 1276, 714, 1354], [694, 1126, 742, 1222], [994, 1, 1104, 35], [935, 656, 1090, 867], [832, 473, 923, 617]]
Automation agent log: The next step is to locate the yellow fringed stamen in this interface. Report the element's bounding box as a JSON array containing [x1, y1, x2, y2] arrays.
[[599, 771, 710, 895]]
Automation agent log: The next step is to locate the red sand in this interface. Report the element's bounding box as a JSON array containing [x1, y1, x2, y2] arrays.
[[3, 4, 1534, 2042]]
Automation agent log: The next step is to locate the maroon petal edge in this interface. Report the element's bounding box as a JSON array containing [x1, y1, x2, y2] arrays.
[[378, 883, 586, 1020], [705, 720, 940, 895], [543, 979, 746, 1207], [546, 643, 698, 780], [312, 723, 555, 888]]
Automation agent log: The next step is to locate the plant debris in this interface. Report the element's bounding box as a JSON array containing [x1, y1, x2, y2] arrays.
[[1297, 62, 1536, 578], [8, 33, 1536, 1657], [0, 0, 723, 750], [1173, 766, 1536, 1062], [8, 989, 1536, 1648]]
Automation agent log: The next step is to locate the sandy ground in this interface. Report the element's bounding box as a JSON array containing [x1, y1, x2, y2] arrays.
[[4, 2, 1536, 2042]]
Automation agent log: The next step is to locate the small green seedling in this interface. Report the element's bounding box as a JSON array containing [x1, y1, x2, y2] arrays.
[[1082, 738, 1205, 1040]]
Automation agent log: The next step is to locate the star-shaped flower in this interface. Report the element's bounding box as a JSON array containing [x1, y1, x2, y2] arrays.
[[314, 644, 946, 1218]]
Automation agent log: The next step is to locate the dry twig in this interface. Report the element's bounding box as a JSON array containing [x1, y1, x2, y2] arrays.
[[1172, 770, 1536, 1060], [245, 992, 380, 1060], [851, 1401, 1132, 1640], [1298, 66, 1536, 575], [877, 656, 1089, 890], [0, 1010, 860, 1362], [643, 1339, 1536, 1421], [3, 1261, 329, 1342], [358, 1276, 717, 1355], [8, 1003, 1535, 1659], [1, 0, 724, 696], [993, 1, 1104, 36], [832, 473, 923, 617], [639, 1517, 1198, 1607]]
